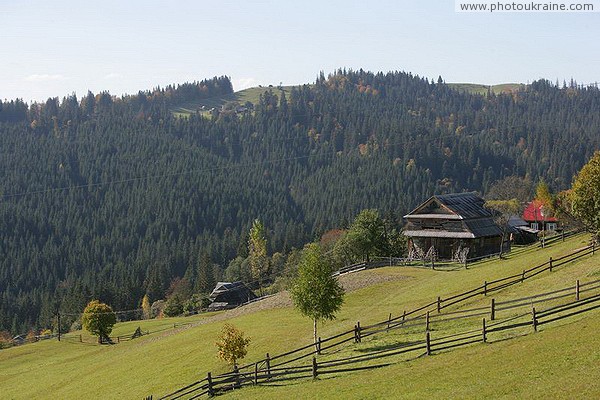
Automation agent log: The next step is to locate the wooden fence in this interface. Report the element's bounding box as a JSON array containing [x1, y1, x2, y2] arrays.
[[335, 229, 585, 275], [61, 326, 149, 345], [155, 283, 600, 399], [152, 241, 597, 399]]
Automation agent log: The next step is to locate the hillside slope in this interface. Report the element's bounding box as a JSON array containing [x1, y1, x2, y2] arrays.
[[2, 234, 599, 399], [2, 69, 600, 334]]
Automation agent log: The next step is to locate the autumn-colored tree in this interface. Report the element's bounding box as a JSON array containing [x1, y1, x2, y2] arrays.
[[215, 323, 251, 368], [0, 331, 11, 349], [248, 219, 268, 296], [571, 151, 600, 239], [141, 295, 151, 320], [81, 300, 116, 343]]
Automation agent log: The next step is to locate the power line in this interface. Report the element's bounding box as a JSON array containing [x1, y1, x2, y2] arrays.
[[0, 133, 465, 200]]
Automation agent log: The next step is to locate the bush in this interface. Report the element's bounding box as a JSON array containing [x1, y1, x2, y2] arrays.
[[70, 319, 82, 332], [163, 296, 183, 317], [183, 294, 210, 314]]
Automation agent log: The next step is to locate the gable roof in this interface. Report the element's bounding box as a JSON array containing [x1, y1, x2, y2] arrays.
[[405, 192, 493, 220], [522, 200, 558, 222], [209, 281, 257, 306]]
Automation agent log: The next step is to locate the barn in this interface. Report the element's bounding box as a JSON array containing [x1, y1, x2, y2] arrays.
[[208, 281, 257, 311], [404, 192, 507, 261]]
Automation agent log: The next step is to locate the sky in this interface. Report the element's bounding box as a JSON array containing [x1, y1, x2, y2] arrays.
[[1, 0, 599, 102]]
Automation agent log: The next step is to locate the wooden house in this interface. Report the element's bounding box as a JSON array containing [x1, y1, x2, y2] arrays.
[[208, 281, 257, 311], [522, 200, 558, 232], [404, 192, 506, 261]]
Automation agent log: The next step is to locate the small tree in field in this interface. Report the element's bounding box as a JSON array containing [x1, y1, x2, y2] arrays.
[[290, 243, 345, 352], [81, 300, 116, 343], [215, 323, 251, 368]]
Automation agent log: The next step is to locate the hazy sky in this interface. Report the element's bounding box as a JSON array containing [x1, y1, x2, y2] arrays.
[[1, 0, 599, 102]]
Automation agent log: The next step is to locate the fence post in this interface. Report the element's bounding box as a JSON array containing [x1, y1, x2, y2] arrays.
[[521, 270, 526, 283], [482, 318, 487, 343], [490, 298, 496, 321], [426, 311, 430, 331], [57, 312, 61, 342], [425, 331, 431, 355], [549, 257, 553, 272], [266, 353, 271, 379], [312, 356, 318, 379], [234, 365, 240, 388], [437, 296, 441, 313], [484, 281, 487, 296], [79, 334, 82, 343], [387, 313, 392, 331], [593, 242, 596, 255], [576, 280, 580, 301], [207, 372, 213, 397], [532, 307, 538, 332], [357, 321, 362, 343], [254, 363, 258, 385], [402, 310, 406, 322], [317, 337, 321, 354]]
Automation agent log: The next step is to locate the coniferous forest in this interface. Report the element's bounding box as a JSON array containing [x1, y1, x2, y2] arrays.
[[1, 70, 600, 334]]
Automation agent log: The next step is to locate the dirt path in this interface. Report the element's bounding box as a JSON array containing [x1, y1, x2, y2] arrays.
[[145, 269, 407, 342]]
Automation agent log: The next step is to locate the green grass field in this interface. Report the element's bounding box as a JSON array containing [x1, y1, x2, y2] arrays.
[[448, 83, 525, 95], [1, 233, 599, 399], [170, 82, 523, 117], [170, 86, 300, 117]]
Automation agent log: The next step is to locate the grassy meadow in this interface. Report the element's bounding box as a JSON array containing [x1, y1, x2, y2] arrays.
[[170, 85, 300, 117], [1, 233, 599, 399], [170, 82, 523, 117]]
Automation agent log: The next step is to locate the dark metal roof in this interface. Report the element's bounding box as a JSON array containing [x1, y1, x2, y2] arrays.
[[464, 218, 503, 237], [209, 281, 257, 305], [404, 192, 503, 239], [434, 193, 493, 219], [404, 192, 493, 219]]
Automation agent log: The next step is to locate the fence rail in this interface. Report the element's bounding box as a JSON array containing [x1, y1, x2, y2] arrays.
[[154, 239, 597, 399], [162, 291, 600, 398]]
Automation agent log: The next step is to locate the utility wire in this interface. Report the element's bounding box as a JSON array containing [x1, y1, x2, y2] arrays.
[[1, 133, 464, 200]]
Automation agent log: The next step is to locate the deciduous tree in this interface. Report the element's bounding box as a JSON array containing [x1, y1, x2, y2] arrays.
[[215, 323, 251, 368], [290, 243, 344, 352], [81, 300, 116, 343], [248, 219, 268, 296], [571, 151, 600, 239]]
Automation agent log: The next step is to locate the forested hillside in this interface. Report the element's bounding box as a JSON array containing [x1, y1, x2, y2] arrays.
[[1, 70, 599, 334]]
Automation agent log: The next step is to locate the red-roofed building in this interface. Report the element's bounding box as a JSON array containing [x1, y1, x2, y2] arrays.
[[522, 200, 558, 231]]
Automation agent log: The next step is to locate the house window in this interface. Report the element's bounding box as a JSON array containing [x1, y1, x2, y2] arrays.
[[531, 223, 539, 230], [547, 223, 557, 231]]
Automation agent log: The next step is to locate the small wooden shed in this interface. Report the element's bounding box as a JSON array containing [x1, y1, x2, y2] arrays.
[[208, 282, 257, 311]]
